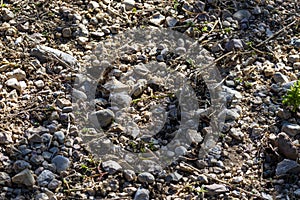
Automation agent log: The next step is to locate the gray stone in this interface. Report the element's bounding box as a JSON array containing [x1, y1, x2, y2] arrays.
[[72, 88, 87, 100], [35, 193, 49, 200], [273, 72, 289, 84], [233, 10, 251, 21], [28, 134, 43, 143], [102, 160, 122, 174], [30, 155, 44, 165], [150, 13, 165, 26], [166, 17, 178, 27], [51, 155, 70, 173], [89, 109, 115, 128], [0, 172, 11, 185], [186, 129, 203, 143], [219, 108, 240, 122], [294, 188, 300, 197], [87, 1, 100, 9], [78, 37, 89, 45], [37, 170, 55, 186], [198, 174, 208, 183], [54, 131, 65, 143], [55, 98, 71, 109], [0, 131, 13, 144], [2, 8, 15, 21], [123, 0, 135, 11], [138, 172, 155, 183], [276, 159, 300, 176], [282, 122, 300, 137], [34, 80, 44, 88], [253, 6, 262, 15], [48, 179, 62, 190], [222, 86, 242, 99], [12, 169, 35, 187], [229, 127, 244, 140], [134, 188, 150, 200], [166, 171, 182, 182], [277, 108, 291, 120], [175, 146, 187, 156], [123, 170, 136, 181], [291, 38, 300, 48], [205, 183, 228, 194], [232, 176, 243, 183], [278, 132, 298, 160], [5, 78, 20, 91], [7, 68, 26, 80], [225, 39, 245, 51]]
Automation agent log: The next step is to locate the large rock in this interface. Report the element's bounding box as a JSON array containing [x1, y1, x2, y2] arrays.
[[134, 188, 150, 200], [102, 160, 122, 174], [51, 155, 70, 173], [276, 159, 300, 176], [277, 132, 298, 160], [89, 109, 115, 128], [282, 122, 300, 137], [12, 169, 35, 187]]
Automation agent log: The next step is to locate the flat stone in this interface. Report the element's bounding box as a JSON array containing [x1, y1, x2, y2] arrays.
[[37, 170, 55, 186], [102, 160, 122, 174], [186, 129, 203, 143], [34, 193, 49, 200], [54, 131, 65, 143], [48, 179, 62, 190], [278, 132, 298, 160], [233, 10, 251, 21], [12, 169, 35, 187], [2, 8, 15, 21], [137, 172, 155, 183], [28, 134, 43, 143], [72, 88, 87, 100], [0, 131, 13, 144], [166, 17, 178, 27], [165, 171, 183, 182], [294, 188, 300, 197], [225, 39, 245, 51], [273, 72, 289, 84], [89, 109, 115, 128], [51, 155, 70, 173], [134, 188, 150, 200], [150, 13, 165, 26], [56, 98, 72, 109], [123, 0, 135, 11], [6, 68, 26, 80], [282, 122, 300, 137], [175, 146, 187, 156], [34, 80, 45, 88], [276, 159, 300, 176], [219, 108, 240, 122], [229, 127, 244, 140], [5, 78, 20, 91], [205, 183, 228, 194], [0, 172, 11, 185]]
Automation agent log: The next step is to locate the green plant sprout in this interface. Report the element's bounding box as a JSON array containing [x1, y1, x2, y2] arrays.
[[173, 0, 180, 10], [282, 80, 300, 112]]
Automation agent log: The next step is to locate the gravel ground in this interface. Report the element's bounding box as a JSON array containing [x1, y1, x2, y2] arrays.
[[0, 0, 300, 199]]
